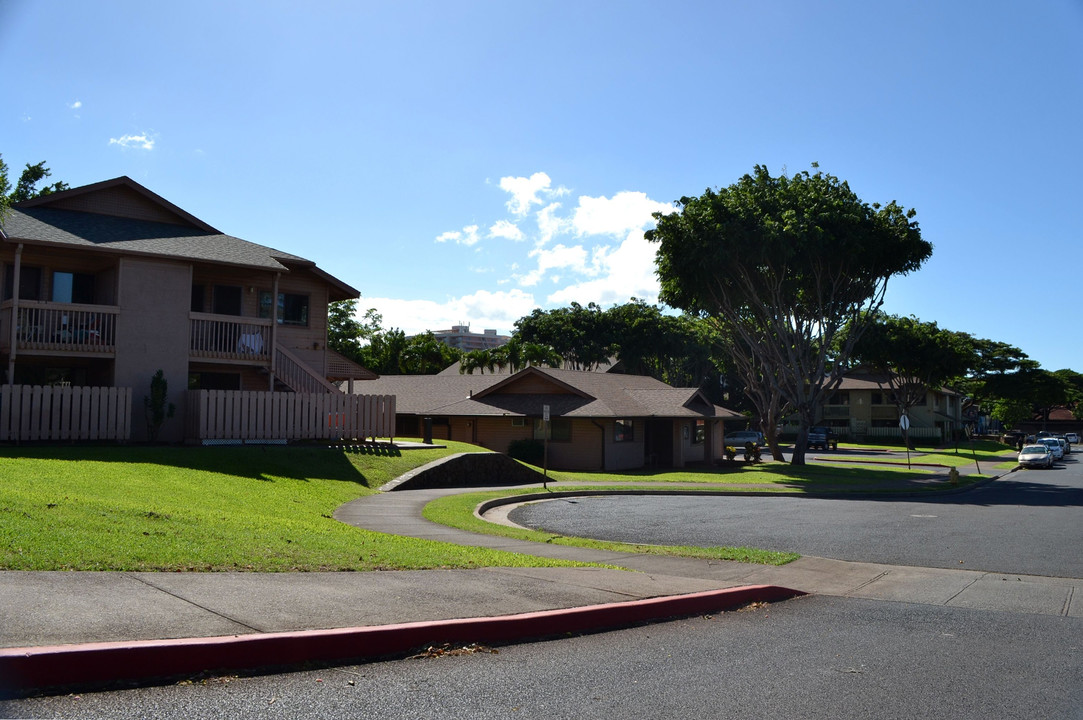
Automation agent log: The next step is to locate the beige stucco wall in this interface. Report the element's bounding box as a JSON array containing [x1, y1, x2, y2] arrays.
[[114, 258, 190, 442]]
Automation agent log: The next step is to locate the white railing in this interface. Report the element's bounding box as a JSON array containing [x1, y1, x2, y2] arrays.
[[866, 426, 942, 440], [185, 390, 395, 442], [189, 313, 272, 362], [3, 302, 118, 354], [0, 385, 132, 441]]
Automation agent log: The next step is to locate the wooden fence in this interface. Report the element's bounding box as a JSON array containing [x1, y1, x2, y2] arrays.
[[185, 390, 396, 442], [865, 426, 943, 441], [0, 385, 132, 442]]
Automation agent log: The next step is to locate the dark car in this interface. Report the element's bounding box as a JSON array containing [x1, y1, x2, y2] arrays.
[[808, 426, 838, 451]]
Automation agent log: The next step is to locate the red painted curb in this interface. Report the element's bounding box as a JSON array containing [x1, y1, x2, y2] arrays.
[[0, 584, 804, 697]]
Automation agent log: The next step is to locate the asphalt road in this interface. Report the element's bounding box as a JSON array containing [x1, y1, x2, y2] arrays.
[[509, 453, 1083, 578], [5, 595, 1080, 719], [4, 449, 1080, 718]]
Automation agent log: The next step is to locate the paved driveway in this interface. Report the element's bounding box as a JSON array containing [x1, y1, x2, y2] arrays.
[[509, 454, 1083, 578]]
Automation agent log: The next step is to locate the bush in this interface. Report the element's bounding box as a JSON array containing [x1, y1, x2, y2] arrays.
[[507, 438, 545, 466]]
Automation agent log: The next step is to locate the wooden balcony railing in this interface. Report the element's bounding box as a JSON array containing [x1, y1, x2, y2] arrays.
[[822, 405, 851, 419], [274, 345, 340, 393], [189, 313, 272, 363], [2, 301, 118, 354]]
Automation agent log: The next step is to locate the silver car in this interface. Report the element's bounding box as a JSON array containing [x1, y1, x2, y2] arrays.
[[1018, 444, 1053, 469], [1035, 437, 1064, 461]]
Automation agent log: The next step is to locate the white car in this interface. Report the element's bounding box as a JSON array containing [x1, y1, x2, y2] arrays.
[[1035, 437, 1064, 461], [1018, 444, 1053, 469], [1065, 432, 1080, 444], [725, 430, 765, 447]]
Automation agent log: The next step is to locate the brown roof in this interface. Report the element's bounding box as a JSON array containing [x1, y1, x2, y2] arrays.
[[1, 176, 359, 300], [351, 366, 741, 420], [836, 372, 962, 396]]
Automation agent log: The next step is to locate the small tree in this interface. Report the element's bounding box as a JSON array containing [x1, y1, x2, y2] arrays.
[[144, 370, 176, 442]]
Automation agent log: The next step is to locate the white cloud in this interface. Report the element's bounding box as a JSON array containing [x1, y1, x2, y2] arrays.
[[489, 220, 523, 241], [435, 224, 480, 246], [69, 100, 82, 110], [109, 133, 155, 150], [518, 243, 592, 287], [572, 191, 673, 238], [500, 172, 551, 216], [498, 172, 569, 217], [361, 289, 537, 336], [547, 229, 661, 307], [535, 202, 571, 248]]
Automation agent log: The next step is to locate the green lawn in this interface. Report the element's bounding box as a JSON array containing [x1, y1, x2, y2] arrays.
[[540, 458, 970, 490], [0, 443, 596, 572], [0, 440, 997, 573]]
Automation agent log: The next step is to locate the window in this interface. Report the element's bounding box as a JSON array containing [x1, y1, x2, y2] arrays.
[[51, 271, 94, 304], [3, 265, 42, 300], [191, 284, 205, 312], [212, 285, 243, 316], [826, 392, 850, 406], [259, 291, 310, 326], [534, 418, 571, 442], [188, 372, 241, 390], [614, 419, 634, 443], [692, 420, 705, 445]]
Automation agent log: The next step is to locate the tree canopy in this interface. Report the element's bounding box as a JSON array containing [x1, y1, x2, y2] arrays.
[[847, 313, 976, 418], [0, 155, 69, 219], [647, 164, 933, 463]]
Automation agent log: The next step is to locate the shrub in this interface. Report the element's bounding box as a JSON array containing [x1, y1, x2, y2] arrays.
[[507, 438, 544, 465]]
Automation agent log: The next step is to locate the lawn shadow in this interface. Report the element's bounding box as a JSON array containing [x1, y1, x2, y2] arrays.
[[0, 444, 381, 486]]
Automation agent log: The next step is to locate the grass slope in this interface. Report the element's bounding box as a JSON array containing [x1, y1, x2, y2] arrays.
[[0, 444, 594, 572]]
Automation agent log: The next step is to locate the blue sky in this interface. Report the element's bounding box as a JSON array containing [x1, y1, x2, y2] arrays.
[[2, 1, 1080, 372]]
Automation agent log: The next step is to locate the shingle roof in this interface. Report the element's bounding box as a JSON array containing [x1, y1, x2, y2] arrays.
[[352, 366, 741, 420], [1, 176, 358, 298], [4, 207, 302, 271]]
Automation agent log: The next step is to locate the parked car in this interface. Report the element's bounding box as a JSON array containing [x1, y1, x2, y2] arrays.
[[725, 430, 764, 447], [808, 426, 838, 451], [1052, 434, 1072, 454], [1018, 444, 1053, 469], [1065, 432, 1079, 444], [1035, 437, 1064, 461]]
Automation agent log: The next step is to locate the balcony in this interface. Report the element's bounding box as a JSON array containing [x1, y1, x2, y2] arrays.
[[822, 405, 850, 420], [189, 313, 272, 364], [1, 300, 118, 355]]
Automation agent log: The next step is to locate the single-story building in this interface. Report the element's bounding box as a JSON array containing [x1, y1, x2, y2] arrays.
[[350, 365, 743, 471]]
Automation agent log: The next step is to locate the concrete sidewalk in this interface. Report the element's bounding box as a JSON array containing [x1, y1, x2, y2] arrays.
[[3, 470, 1080, 696]]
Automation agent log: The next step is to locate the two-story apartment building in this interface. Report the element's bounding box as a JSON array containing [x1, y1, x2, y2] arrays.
[[1, 176, 374, 441], [814, 372, 965, 441]]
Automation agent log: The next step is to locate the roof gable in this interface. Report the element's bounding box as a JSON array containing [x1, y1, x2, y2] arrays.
[[14, 176, 219, 232], [473, 366, 594, 400]]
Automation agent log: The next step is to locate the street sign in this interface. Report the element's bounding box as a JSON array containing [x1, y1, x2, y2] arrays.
[[899, 414, 910, 431], [543, 405, 550, 422]]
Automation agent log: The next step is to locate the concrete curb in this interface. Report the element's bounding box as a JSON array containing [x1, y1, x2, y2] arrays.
[[0, 585, 804, 698]]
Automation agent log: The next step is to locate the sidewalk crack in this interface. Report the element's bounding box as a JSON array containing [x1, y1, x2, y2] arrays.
[[943, 572, 984, 606], [125, 574, 263, 633]]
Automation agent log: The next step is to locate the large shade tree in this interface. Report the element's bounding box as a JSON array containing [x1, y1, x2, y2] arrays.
[[647, 165, 933, 464]]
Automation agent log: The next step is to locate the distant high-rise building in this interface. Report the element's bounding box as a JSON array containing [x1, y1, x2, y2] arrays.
[[426, 324, 510, 351]]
